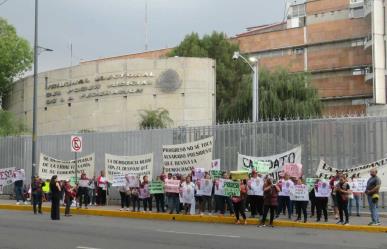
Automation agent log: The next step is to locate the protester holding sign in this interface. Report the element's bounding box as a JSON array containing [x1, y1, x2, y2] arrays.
[[180, 176, 195, 215], [365, 169, 382, 226], [258, 177, 280, 227], [165, 176, 181, 214], [335, 176, 351, 225], [292, 179, 309, 223], [314, 179, 329, 222], [31, 176, 45, 214], [140, 176, 152, 212], [118, 177, 131, 211], [152, 176, 165, 213], [348, 175, 361, 217], [214, 172, 234, 216], [64, 180, 76, 217], [14, 169, 26, 205], [247, 171, 264, 218], [231, 180, 247, 225], [276, 173, 293, 219], [197, 173, 213, 215], [131, 183, 141, 212], [97, 171, 108, 206], [78, 173, 90, 209]]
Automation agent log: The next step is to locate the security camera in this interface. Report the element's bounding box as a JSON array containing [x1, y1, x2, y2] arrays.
[[232, 51, 240, 60]]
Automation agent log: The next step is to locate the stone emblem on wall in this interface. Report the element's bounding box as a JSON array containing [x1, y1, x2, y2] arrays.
[[156, 69, 182, 93]]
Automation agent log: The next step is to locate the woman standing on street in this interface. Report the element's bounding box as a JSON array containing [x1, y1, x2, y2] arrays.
[[50, 175, 61, 220], [335, 175, 351, 225], [258, 177, 280, 228]]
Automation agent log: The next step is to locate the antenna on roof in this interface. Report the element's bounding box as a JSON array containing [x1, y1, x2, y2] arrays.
[[144, 0, 149, 52]]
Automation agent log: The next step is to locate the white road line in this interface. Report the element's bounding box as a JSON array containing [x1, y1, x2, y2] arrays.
[[76, 246, 102, 249], [156, 229, 240, 238]]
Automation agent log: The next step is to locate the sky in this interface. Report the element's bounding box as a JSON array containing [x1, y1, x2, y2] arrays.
[[0, 0, 285, 74]]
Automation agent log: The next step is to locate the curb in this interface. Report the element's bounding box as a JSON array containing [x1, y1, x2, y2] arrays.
[[1, 204, 386, 233]]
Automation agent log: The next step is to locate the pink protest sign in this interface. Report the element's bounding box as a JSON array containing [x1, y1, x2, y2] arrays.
[[283, 163, 303, 178], [164, 179, 180, 193]]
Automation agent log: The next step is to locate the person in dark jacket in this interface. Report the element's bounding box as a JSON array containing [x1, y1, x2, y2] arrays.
[[64, 181, 75, 216], [50, 175, 61, 220], [258, 177, 280, 228], [31, 176, 45, 214]]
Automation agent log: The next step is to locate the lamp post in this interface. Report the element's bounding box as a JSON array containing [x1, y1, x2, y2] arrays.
[[233, 51, 259, 122], [32, 0, 53, 181]]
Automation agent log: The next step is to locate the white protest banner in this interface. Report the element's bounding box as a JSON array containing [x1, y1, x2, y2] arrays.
[[215, 179, 231, 196], [0, 167, 16, 186], [350, 178, 368, 193], [211, 159, 221, 170], [316, 159, 387, 192], [12, 169, 25, 182], [290, 184, 309, 201], [238, 146, 302, 180], [180, 183, 195, 204], [38, 153, 95, 181], [283, 163, 303, 178], [162, 137, 213, 175], [164, 179, 180, 193], [247, 177, 264, 196], [197, 179, 213, 196], [192, 168, 205, 181], [105, 153, 153, 182], [315, 180, 331, 197], [112, 175, 126, 187]]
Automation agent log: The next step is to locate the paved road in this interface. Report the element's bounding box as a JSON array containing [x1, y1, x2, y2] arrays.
[[0, 210, 386, 249]]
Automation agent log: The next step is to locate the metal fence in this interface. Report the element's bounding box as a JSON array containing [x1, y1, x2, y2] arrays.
[[0, 115, 386, 206]]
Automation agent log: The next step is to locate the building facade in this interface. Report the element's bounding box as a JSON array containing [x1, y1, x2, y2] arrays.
[[233, 0, 386, 115], [4, 57, 216, 135]]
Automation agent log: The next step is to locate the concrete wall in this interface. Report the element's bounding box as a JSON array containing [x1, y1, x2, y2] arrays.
[[5, 57, 216, 135]]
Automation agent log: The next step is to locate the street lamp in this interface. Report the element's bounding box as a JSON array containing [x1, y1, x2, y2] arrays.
[[32, 0, 53, 181], [233, 51, 259, 122]]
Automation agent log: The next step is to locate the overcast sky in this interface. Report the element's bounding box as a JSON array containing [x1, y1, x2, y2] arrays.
[[0, 0, 284, 74]]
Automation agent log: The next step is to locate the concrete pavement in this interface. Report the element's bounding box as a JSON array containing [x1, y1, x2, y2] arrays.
[[0, 210, 386, 249]]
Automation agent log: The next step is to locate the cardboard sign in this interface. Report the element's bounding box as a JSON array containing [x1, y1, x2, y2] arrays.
[[283, 163, 303, 178], [230, 171, 249, 180], [210, 170, 222, 180], [247, 177, 264, 196], [224, 181, 240, 196], [149, 181, 164, 194], [215, 179, 230, 196], [164, 179, 180, 193], [290, 184, 309, 201], [112, 175, 126, 187], [180, 183, 195, 204], [315, 180, 331, 197], [197, 179, 213, 196], [350, 178, 367, 193], [279, 180, 294, 196], [255, 161, 271, 174]]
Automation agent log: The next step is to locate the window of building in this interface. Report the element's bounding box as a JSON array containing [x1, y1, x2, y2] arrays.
[[350, 6, 364, 18], [352, 68, 365, 75], [293, 48, 304, 55], [351, 39, 365, 47], [289, 4, 306, 18]]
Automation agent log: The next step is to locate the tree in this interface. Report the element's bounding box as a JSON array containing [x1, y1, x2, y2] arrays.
[[138, 108, 173, 129], [259, 68, 321, 119], [0, 110, 28, 136], [169, 32, 322, 121], [169, 32, 251, 122], [0, 18, 33, 98]]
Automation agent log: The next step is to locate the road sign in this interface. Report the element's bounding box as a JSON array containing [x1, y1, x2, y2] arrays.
[[71, 136, 82, 153]]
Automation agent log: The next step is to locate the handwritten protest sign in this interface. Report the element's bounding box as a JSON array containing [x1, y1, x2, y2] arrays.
[[230, 171, 249, 180], [290, 184, 309, 201], [197, 179, 213, 196], [350, 178, 367, 193], [105, 153, 153, 182], [149, 181, 164, 194], [283, 163, 303, 178], [164, 179, 180, 193], [315, 180, 331, 197], [162, 137, 213, 175], [247, 178, 264, 196], [39, 153, 95, 181], [224, 181, 240, 196], [112, 175, 126, 187], [0, 167, 16, 186], [238, 147, 302, 180], [210, 170, 222, 180]]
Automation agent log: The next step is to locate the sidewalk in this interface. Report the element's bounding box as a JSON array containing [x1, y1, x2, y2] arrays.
[[0, 199, 386, 233]]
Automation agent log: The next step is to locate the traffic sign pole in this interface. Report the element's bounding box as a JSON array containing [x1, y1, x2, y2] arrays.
[[71, 135, 82, 184]]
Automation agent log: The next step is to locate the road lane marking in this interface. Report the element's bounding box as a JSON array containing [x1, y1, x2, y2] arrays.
[[76, 246, 102, 249], [156, 229, 240, 238]]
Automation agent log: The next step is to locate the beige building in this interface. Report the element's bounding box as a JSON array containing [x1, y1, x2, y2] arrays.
[[5, 57, 216, 135]]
